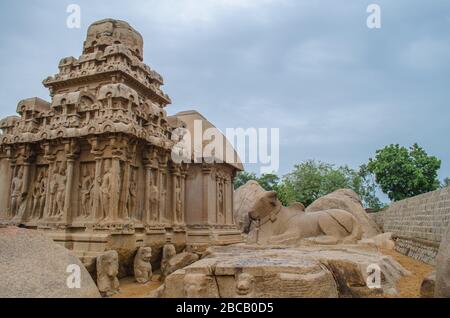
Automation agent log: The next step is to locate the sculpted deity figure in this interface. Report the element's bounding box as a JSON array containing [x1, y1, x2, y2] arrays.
[[48, 164, 59, 217], [218, 181, 224, 218], [126, 170, 137, 220], [134, 247, 152, 284], [100, 159, 112, 220], [80, 166, 94, 218], [149, 181, 159, 222], [31, 170, 47, 219], [10, 167, 24, 218], [53, 163, 67, 218], [175, 177, 182, 223], [37, 170, 47, 219], [96, 250, 120, 297]]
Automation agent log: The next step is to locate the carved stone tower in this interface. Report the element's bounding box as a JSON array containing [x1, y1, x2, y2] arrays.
[[0, 19, 242, 270]]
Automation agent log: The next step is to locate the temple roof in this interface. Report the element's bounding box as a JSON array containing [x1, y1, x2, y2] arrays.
[[83, 19, 144, 61], [173, 110, 244, 171]]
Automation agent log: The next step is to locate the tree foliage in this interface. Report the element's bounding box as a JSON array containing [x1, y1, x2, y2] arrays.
[[367, 143, 441, 201], [234, 160, 385, 210], [442, 178, 450, 188]]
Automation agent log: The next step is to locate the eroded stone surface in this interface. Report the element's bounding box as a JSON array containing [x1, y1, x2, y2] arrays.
[[247, 190, 363, 246], [435, 224, 450, 297], [0, 227, 100, 298], [306, 189, 381, 238], [157, 244, 409, 298], [134, 247, 152, 284], [97, 250, 120, 297]]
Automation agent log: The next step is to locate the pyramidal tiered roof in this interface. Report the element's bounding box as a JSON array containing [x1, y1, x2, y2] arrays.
[[0, 19, 175, 150]]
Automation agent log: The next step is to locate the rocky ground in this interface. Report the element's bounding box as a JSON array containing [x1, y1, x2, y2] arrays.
[[112, 245, 433, 298]]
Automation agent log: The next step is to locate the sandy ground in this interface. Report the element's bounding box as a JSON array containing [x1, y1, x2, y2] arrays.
[[379, 248, 434, 298], [112, 249, 435, 298], [112, 274, 163, 298]]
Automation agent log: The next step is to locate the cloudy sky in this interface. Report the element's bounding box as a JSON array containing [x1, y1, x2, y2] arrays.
[[0, 0, 449, 191]]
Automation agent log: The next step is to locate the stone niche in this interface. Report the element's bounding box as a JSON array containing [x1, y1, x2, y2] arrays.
[[0, 19, 243, 275]]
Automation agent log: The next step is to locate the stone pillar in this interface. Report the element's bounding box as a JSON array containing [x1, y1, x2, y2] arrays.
[[92, 157, 102, 221], [110, 157, 121, 222], [202, 165, 212, 225], [144, 163, 152, 224], [180, 171, 186, 225], [121, 159, 131, 220], [89, 138, 103, 222], [62, 158, 75, 224]]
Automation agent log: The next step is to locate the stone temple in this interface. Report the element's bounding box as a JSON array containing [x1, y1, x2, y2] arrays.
[[0, 19, 243, 269]]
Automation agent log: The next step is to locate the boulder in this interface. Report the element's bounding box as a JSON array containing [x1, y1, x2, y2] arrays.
[[306, 189, 381, 238], [420, 272, 436, 298], [162, 252, 199, 279], [0, 227, 100, 298], [233, 180, 266, 233], [435, 224, 450, 297], [158, 244, 409, 298]]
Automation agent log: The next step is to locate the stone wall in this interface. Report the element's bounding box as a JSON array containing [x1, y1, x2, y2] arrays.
[[370, 187, 450, 265]]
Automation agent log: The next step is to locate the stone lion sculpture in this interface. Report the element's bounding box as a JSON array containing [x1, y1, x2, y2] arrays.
[[134, 247, 152, 284], [96, 250, 120, 297], [248, 191, 363, 245]]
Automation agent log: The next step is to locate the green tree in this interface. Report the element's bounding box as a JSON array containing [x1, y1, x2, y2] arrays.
[[280, 160, 380, 207], [233, 171, 257, 189], [233, 171, 280, 192], [442, 178, 450, 188], [357, 164, 385, 211], [367, 143, 441, 201]]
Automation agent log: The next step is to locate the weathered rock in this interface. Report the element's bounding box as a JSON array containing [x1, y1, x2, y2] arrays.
[[0, 227, 100, 298], [134, 247, 152, 284], [162, 252, 199, 279], [306, 189, 381, 238], [97, 250, 120, 297], [372, 233, 396, 250], [248, 190, 363, 245], [233, 180, 265, 233], [420, 272, 436, 298], [435, 224, 450, 297], [158, 244, 409, 298], [358, 232, 396, 250], [160, 244, 177, 280]]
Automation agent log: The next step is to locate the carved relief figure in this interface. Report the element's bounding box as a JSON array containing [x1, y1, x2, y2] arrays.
[[235, 273, 255, 297], [100, 159, 112, 220], [160, 173, 167, 221], [80, 164, 94, 218], [217, 181, 224, 220], [134, 247, 152, 284], [175, 177, 182, 223], [10, 167, 24, 218], [96, 250, 120, 297], [149, 173, 159, 222], [48, 164, 59, 217], [31, 169, 47, 219], [53, 162, 67, 218], [127, 168, 137, 220]]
